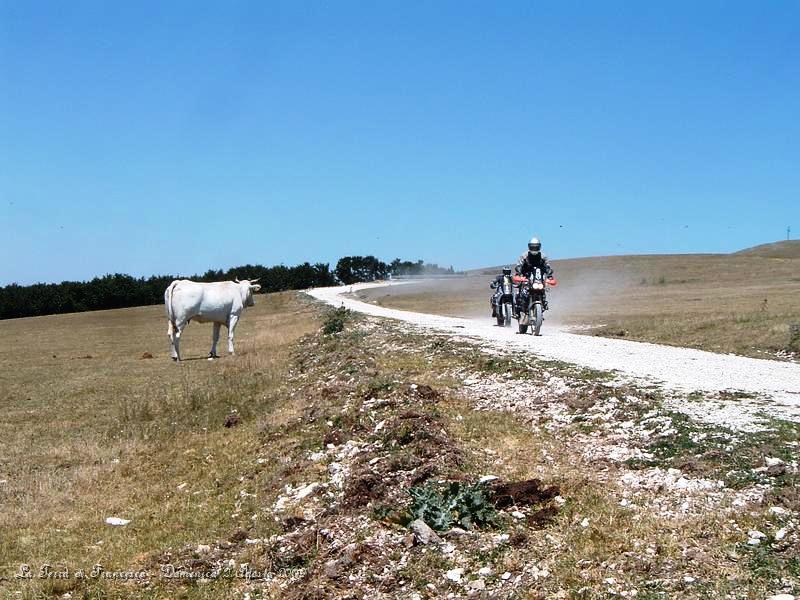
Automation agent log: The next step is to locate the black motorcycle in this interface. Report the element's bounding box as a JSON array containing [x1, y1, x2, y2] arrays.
[[514, 268, 557, 335], [491, 273, 515, 327]]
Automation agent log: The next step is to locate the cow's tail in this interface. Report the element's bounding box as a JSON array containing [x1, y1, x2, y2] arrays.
[[165, 280, 179, 332]]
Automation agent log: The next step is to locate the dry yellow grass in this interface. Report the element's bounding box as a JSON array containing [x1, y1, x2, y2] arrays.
[[1, 289, 794, 598], [0, 292, 316, 597]]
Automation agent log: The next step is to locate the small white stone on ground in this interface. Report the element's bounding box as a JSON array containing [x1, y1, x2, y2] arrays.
[[295, 482, 319, 499], [445, 567, 464, 582], [581, 518, 590, 528], [501, 572, 512, 580], [410, 519, 443, 546], [478, 566, 492, 576], [104, 517, 130, 526]]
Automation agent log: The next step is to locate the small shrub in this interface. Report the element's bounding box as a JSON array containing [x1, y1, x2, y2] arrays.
[[788, 324, 800, 353], [409, 480, 498, 531], [322, 306, 350, 335]]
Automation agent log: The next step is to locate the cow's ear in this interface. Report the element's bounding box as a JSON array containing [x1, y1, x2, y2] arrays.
[[251, 284, 261, 292]]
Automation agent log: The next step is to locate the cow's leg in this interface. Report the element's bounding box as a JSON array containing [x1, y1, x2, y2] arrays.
[[167, 321, 178, 360], [209, 323, 221, 359], [172, 321, 186, 362], [227, 315, 240, 355]]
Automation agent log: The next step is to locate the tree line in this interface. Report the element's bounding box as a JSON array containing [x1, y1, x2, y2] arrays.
[[0, 256, 457, 320]]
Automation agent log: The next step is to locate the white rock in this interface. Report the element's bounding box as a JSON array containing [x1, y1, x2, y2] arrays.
[[776, 528, 789, 541], [765, 457, 785, 467], [295, 482, 319, 500], [501, 572, 512, 580], [478, 567, 492, 576], [468, 579, 486, 590], [479, 475, 499, 483], [104, 517, 130, 526], [604, 577, 617, 585], [512, 511, 525, 519], [747, 538, 762, 546], [410, 519, 443, 546], [766, 595, 795, 600], [176, 483, 187, 491], [683, 576, 695, 583], [581, 518, 590, 528], [445, 567, 464, 582], [748, 530, 767, 539], [770, 506, 790, 516], [196, 544, 211, 554]]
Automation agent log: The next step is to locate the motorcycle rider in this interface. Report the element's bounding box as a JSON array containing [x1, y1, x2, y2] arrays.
[[514, 237, 554, 316], [490, 267, 514, 318]]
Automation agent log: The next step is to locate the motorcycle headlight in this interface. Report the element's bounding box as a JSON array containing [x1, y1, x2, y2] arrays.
[[533, 282, 544, 290]]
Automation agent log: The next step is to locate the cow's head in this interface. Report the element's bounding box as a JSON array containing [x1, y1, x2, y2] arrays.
[[235, 278, 261, 307]]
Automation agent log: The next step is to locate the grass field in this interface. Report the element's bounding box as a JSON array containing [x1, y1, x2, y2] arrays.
[[0, 293, 318, 597], [355, 242, 800, 359], [1, 287, 799, 598]]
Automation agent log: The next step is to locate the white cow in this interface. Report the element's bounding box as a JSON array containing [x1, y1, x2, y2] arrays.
[[164, 278, 261, 361]]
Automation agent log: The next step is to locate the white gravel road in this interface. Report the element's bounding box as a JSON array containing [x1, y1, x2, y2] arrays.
[[307, 281, 800, 426]]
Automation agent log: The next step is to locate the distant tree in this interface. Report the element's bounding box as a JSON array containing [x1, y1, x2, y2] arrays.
[[0, 255, 437, 320], [335, 256, 389, 284]]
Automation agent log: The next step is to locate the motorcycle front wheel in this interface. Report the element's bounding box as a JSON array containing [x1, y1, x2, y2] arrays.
[[503, 302, 512, 327], [533, 303, 544, 336]]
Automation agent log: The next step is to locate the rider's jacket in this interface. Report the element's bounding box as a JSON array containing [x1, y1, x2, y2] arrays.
[[490, 274, 514, 292], [515, 252, 554, 279]]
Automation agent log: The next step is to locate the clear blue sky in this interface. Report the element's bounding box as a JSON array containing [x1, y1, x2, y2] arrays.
[[1, 1, 798, 285]]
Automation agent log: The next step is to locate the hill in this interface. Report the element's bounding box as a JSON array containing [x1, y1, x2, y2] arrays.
[[734, 240, 800, 258]]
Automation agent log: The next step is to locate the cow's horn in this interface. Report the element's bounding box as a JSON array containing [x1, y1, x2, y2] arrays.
[[250, 278, 260, 283], [235, 277, 240, 283]]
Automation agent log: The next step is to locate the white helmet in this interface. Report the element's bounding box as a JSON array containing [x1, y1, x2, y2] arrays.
[[528, 237, 542, 253]]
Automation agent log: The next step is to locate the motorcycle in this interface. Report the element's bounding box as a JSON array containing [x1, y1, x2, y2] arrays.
[[491, 273, 516, 327], [513, 268, 557, 336]]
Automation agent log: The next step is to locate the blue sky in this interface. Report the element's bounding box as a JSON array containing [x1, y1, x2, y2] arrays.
[[1, 1, 798, 285]]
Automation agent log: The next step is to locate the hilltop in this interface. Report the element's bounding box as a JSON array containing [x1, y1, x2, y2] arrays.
[[734, 240, 800, 259]]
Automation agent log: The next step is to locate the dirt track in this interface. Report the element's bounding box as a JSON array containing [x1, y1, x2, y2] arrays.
[[308, 281, 800, 428]]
